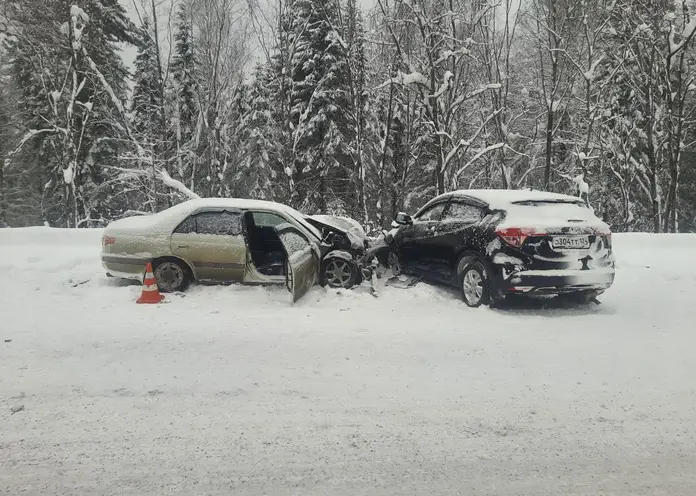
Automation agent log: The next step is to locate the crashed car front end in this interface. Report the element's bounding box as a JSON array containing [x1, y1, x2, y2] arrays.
[[304, 215, 377, 286]]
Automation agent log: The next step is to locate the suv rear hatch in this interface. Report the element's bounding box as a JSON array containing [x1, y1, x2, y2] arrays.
[[495, 199, 613, 271]]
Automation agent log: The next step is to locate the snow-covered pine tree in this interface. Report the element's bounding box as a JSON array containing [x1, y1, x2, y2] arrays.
[[341, 0, 369, 222], [236, 63, 281, 201], [603, 0, 696, 232], [288, 0, 353, 214], [170, 2, 199, 191], [131, 17, 166, 212], [3, 0, 135, 227]]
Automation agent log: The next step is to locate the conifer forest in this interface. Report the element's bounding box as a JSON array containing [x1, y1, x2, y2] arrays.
[[3, 0, 696, 233]]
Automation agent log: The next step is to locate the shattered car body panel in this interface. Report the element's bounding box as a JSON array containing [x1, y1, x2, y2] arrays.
[[374, 189, 616, 303]]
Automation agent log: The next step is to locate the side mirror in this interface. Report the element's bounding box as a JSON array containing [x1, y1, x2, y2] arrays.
[[395, 212, 412, 225]]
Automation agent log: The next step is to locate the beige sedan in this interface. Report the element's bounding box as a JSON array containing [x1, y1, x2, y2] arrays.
[[101, 198, 366, 302]]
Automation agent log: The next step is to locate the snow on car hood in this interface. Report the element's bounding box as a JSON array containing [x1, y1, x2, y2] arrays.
[[307, 215, 367, 250], [309, 215, 366, 238]]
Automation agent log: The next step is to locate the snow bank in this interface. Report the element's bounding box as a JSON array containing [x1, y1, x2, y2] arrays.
[[0, 226, 102, 246]]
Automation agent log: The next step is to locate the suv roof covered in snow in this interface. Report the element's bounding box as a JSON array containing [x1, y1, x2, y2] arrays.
[[429, 189, 583, 210]]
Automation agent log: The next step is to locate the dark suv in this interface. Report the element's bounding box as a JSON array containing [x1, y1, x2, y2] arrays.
[[378, 189, 615, 307]]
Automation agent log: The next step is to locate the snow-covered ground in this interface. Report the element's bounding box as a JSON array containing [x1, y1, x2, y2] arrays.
[[2, 228, 696, 495]]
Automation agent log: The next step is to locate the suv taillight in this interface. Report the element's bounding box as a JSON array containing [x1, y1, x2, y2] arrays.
[[496, 227, 546, 248], [103, 235, 116, 247], [594, 227, 612, 246]]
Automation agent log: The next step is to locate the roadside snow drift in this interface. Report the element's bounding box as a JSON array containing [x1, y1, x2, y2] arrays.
[[2, 228, 696, 495]]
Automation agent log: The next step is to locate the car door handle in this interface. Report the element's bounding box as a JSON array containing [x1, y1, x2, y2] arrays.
[[177, 244, 190, 249]]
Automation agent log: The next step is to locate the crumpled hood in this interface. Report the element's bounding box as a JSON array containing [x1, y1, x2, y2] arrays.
[[308, 215, 366, 238], [307, 215, 367, 251]]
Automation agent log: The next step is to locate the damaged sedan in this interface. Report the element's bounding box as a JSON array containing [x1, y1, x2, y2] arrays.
[[101, 198, 371, 302], [376, 189, 615, 307]]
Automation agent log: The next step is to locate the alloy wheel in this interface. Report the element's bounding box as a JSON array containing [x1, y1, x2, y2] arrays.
[[462, 269, 484, 306], [325, 259, 354, 288], [154, 262, 185, 292]]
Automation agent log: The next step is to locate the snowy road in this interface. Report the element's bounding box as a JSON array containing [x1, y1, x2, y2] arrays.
[[2, 228, 696, 495]]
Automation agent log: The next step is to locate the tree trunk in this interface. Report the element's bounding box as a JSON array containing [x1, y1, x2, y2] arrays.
[[544, 110, 554, 190]]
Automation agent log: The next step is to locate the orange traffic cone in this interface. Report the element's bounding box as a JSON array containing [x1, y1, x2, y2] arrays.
[[136, 262, 165, 304]]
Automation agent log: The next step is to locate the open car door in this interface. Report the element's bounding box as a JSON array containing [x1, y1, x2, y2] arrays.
[[274, 224, 320, 303]]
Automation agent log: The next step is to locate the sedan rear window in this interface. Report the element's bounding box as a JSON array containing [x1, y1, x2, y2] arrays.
[[195, 211, 243, 236]]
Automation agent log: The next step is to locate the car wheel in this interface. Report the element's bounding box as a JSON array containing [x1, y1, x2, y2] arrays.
[[322, 257, 359, 289], [459, 261, 490, 308], [387, 250, 403, 276], [153, 258, 191, 293]]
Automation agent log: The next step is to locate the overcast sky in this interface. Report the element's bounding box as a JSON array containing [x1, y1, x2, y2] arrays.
[[120, 0, 377, 72]]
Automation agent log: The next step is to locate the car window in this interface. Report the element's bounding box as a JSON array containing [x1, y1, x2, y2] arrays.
[[278, 228, 310, 253], [416, 203, 447, 222], [252, 212, 287, 228], [196, 211, 243, 236], [174, 215, 196, 234], [442, 202, 485, 223]]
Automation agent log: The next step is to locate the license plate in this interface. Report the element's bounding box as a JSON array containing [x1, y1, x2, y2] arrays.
[[552, 236, 589, 249]]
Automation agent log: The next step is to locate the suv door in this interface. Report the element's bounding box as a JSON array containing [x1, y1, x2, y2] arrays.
[[171, 210, 246, 282], [437, 200, 488, 280], [274, 224, 320, 302], [395, 200, 449, 274]]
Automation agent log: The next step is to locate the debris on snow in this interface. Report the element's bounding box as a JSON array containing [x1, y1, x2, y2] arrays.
[[10, 404, 25, 415]]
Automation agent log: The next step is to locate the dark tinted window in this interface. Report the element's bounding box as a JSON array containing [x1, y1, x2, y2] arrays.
[[443, 202, 484, 223], [417, 203, 447, 221], [174, 216, 196, 234], [196, 211, 242, 236]]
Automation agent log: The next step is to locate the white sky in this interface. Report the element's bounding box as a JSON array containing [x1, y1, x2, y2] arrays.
[[120, 0, 377, 71]]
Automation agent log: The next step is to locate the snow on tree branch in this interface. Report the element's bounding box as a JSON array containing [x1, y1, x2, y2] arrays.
[[159, 170, 200, 200], [377, 70, 430, 90], [454, 143, 504, 180], [669, 16, 696, 59]]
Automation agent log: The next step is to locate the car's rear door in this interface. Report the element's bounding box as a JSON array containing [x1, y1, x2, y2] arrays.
[[171, 210, 246, 282], [433, 200, 488, 281], [274, 224, 320, 303]]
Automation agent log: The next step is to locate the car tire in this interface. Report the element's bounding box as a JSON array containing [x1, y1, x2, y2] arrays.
[[153, 258, 191, 293], [459, 260, 490, 308], [387, 250, 403, 276], [321, 257, 359, 289]]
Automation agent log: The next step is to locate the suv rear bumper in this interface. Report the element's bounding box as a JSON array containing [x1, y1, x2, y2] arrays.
[[502, 267, 615, 294]]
